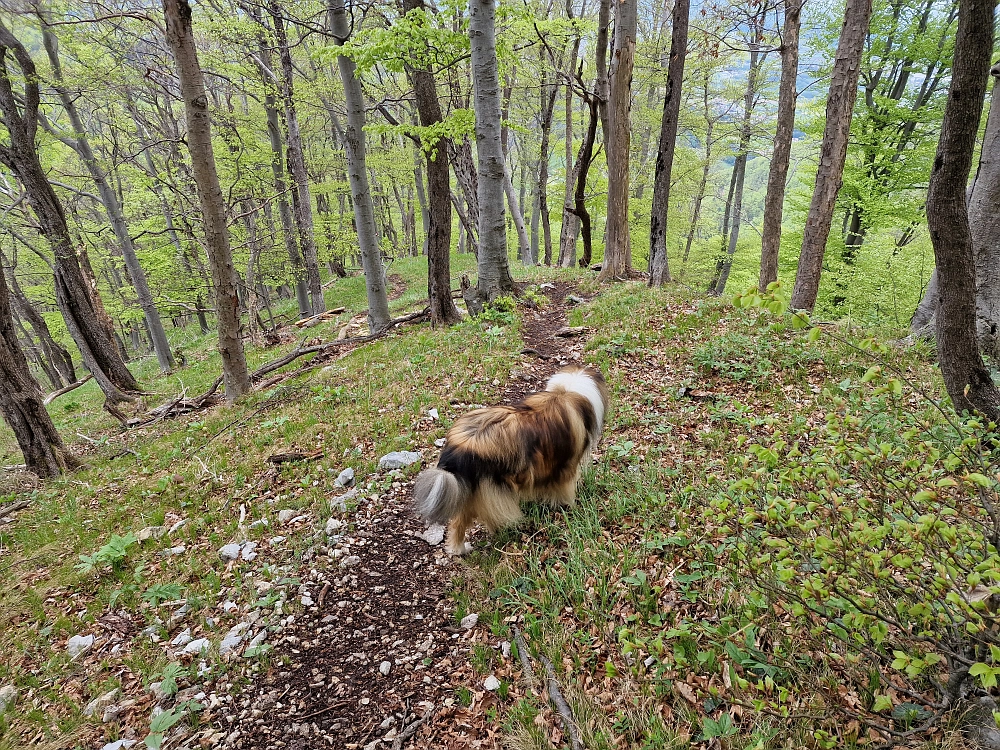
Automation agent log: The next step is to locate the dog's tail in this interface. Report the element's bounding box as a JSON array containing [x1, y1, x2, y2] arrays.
[[413, 468, 467, 525]]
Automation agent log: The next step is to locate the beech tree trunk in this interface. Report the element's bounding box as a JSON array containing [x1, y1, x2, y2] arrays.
[[538, 57, 560, 266], [328, 0, 393, 331], [598, 0, 637, 282], [648, 0, 690, 286], [790, 0, 873, 311], [450, 137, 480, 253], [758, 0, 802, 291], [595, 0, 611, 148], [162, 0, 251, 400], [469, 0, 514, 301], [38, 14, 174, 374], [269, 2, 325, 315], [404, 0, 462, 327], [1, 257, 75, 387], [927, 0, 1000, 420], [971, 66, 1000, 358], [560, 15, 580, 263], [0, 22, 140, 405], [0, 267, 76, 478], [252, 19, 310, 318]]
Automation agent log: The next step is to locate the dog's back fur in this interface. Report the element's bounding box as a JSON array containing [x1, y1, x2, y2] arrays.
[[413, 366, 608, 554]]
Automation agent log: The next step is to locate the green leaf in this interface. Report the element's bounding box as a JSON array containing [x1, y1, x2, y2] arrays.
[[860, 365, 881, 384], [873, 695, 893, 712]]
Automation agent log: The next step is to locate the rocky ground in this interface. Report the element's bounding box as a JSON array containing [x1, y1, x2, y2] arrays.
[[210, 281, 591, 750], [48, 281, 592, 750]]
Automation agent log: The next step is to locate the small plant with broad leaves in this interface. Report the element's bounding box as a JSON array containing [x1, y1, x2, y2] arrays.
[[142, 583, 184, 607], [143, 700, 202, 750], [75, 533, 138, 575]]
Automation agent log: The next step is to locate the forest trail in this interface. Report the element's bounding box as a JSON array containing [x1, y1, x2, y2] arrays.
[[217, 282, 592, 749]]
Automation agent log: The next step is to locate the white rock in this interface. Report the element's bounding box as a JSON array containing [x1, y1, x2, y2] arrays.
[[171, 628, 192, 647], [334, 468, 355, 488], [182, 638, 210, 656], [420, 525, 445, 546], [377, 451, 422, 470], [167, 519, 187, 535], [325, 518, 344, 535], [249, 519, 268, 530], [331, 487, 360, 512], [0, 685, 17, 716], [159, 545, 186, 557], [99, 741, 137, 750], [483, 675, 501, 691], [137, 526, 166, 543], [148, 681, 168, 703], [269, 536, 286, 544], [247, 629, 267, 650], [221, 601, 237, 613], [434, 438, 447, 448], [240, 541, 257, 561], [219, 543, 241, 561], [83, 688, 119, 717], [67, 634, 94, 659], [300, 595, 314, 607], [220, 623, 250, 656], [379, 661, 391, 676], [277, 509, 296, 524], [340, 555, 361, 568], [427, 408, 439, 420], [460, 613, 479, 630]]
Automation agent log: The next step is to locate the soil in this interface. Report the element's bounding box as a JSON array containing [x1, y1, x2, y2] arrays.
[[216, 281, 592, 749]]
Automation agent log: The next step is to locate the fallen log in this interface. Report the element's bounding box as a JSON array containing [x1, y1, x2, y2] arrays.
[[129, 307, 430, 427], [266, 451, 323, 464]]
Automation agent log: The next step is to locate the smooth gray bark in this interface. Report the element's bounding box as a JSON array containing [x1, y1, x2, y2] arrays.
[[163, 0, 251, 400], [328, 0, 392, 331], [469, 0, 514, 300], [971, 67, 1000, 358]]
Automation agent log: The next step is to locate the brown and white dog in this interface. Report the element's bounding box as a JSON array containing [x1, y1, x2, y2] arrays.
[[413, 366, 608, 555]]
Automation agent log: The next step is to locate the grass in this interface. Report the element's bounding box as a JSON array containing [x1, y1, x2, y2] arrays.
[[0, 255, 988, 749]]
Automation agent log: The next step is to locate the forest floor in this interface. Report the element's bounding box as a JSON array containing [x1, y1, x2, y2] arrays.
[[0, 258, 975, 750]]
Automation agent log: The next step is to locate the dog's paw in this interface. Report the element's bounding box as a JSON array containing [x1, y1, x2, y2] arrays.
[[446, 542, 473, 556]]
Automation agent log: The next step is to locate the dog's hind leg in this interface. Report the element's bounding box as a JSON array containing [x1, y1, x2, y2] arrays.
[[445, 511, 474, 556]]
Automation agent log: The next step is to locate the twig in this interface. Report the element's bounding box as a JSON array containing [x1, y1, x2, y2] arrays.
[[538, 653, 585, 750], [391, 708, 433, 750], [0, 500, 30, 520], [510, 625, 537, 691], [43, 374, 93, 405]]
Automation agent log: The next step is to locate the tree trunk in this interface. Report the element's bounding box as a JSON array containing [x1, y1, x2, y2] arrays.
[[0, 261, 75, 478], [927, 0, 1000, 420], [0, 22, 140, 405], [38, 15, 174, 374], [253, 22, 310, 318], [413, 147, 430, 256], [595, 0, 611, 148], [538, 59, 560, 266], [450, 137, 480, 250], [269, 2, 325, 315], [529, 169, 540, 264], [328, 0, 393, 331], [683, 74, 716, 269], [758, 0, 802, 291], [561, 22, 580, 262], [790, 0, 873, 312], [469, 0, 514, 301], [648, 0, 690, 286], [971, 66, 1000, 358], [162, 0, 251, 400], [598, 0, 637, 282], [403, 0, 462, 327]]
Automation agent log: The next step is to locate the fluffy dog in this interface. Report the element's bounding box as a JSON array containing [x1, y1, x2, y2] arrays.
[[413, 366, 608, 555]]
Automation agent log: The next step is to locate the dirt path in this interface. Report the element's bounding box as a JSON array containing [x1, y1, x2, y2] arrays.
[[215, 283, 590, 749]]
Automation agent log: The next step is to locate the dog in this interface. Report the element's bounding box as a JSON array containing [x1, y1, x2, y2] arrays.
[[413, 366, 608, 555]]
